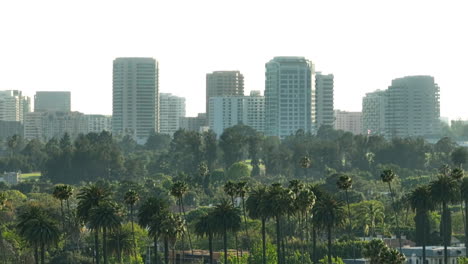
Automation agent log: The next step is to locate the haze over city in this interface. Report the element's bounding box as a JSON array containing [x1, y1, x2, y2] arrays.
[[0, 0, 467, 119]]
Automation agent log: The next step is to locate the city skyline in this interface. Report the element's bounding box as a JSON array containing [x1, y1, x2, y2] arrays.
[[0, 1, 467, 120]]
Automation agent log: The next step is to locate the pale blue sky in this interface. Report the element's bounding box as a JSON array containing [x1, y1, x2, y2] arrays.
[[0, 0, 467, 120]]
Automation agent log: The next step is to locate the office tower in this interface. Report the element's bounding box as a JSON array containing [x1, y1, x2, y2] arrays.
[[362, 90, 387, 135], [34, 91, 71, 112], [385, 76, 440, 138], [0, 90, 30, 122], [112, 57, 159, 144], [265, 57, 315, 138], [24, 111, 88, 141], [159, 93, 186, 135], [334, 110, 363, 135], [208, 91, 265, 136], [206, 71, 244, 122], [179, 113, 208, 132], [0, 121, 23, 139], [85, 115, 112, 133], [315, 72, 334, 128]]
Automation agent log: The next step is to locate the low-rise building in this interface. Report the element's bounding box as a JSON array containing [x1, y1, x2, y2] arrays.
[[0, 172, 20, 185], [401, 246, 465, 264]]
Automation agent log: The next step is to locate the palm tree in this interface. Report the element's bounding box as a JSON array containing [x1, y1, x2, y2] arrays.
[[363, 239, 386, 264], [124, 189, 140, 259], [246, 186, 270, 264], [52, 184, 73, 229], [212, 199, 242, 264], [267, 183, 293, 264], [313, 193, 346, 264], [194, 212, 216, 264], [160, 213, 185, 264], [294, 187, 315, 263], [336, 174, 355, 262], [77, 184, 111, 264], [380, 169, 402, 251], [356, 200, 385, 237], [462, 178, 468, 257], [138, 197, 170, 264], [88, 202, 122, 264], [408, 185, 433, 264], [236, 181, 250, 250], [308, 184, 325, 264], [17, 205, 60, 264], [430, 174, 459, 264], [107, 226, 133, 263], [170, 181, 193, 254], [224, 180, 240, 259]]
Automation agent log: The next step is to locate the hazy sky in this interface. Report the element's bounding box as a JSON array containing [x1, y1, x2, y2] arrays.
[[1, 1, 467, 120]]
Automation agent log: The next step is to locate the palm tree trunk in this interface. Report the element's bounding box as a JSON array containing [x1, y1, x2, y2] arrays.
[[422, 211, 427, 264], [60, 200, 65, 230], [208, 233, 213, 264], [327, 224, 332, 264], [164, 238, 169, 264], [261, 218, 266, 264], [95, 229, 100, 264], [180, 198, 194, 255], [103, 227, 108, 264], [275, 216, 281, 264], [388, 182, 402, 252], [40, 242, 45, 264], [131, 204, 137, 259], [465, 199, 468, 257], [154, 236, 159, 264], [312, 226, 317, 264], [443, 202, 448, 264], [231, 196, 239, 261], [345, 190, 356, 264], [34, 243, 39, 264], [241, 196, 250, 252], [223, 222, 228, 264], [117, 229, 122, 264]]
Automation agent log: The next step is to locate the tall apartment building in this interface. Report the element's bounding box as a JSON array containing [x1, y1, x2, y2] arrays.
[[385, 76, 440, 138], [315, 73, 334, 128], [206, 71, 244, 122], [362, 90, 387, 135], [265, 57, 315, 138], [34, 91, 71, 112], [179, 113, 207, 132], [112, 57, 159, 144], [85, 115, 112, 133], [159, 93, 186, 135], [208, 91, 265, 136], [334, 110, 363, 135], [24, 111, 88, 141], [0, 90, 30, 122]]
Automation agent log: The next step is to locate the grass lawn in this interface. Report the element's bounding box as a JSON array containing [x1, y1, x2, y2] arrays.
[[20, 172, 42, 181]]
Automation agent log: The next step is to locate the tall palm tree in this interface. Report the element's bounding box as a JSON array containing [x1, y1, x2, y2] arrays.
[[294, 187, 315, 263], [52, 184, 73, 229], [236, 181, 250, 251], [313, 193, 346, 264], [160, 212, 185, 264], [212, 199, 242, 264], [430, 174, 459, 264], [170, 181, 193, 254], [408, 185, 433, 264], [194, 211, 216, 264], [77, 184, 111, 264], [308, 184, 325, 264], [88, 202, 122, 264], [224, 180, 240, 259], [138, 197, 170, 264], [267, 183, 293, 264], [461, 178, 468, 257], [17, 205, 60, 264], [380, 169, 402, 251], [246, 186, 270, 264], [336, 174, 355, 262], [356, 200, 385, 237], [124, 189, 140, 259]]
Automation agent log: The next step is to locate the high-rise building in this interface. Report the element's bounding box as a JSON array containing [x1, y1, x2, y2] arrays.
[[362, 90, 387, 135], [0, 90, 30, 123], [265, 57, 315, 138], [384, 76, 440, 138], [34, 91, 71, 112], [208, 91, 265, 136], [315, 73, 334, 128], [159, 93, 186, 135], [85, 115, 112, 133], [206, 71, 244, 122], [179, 113, 207, 132], [0, 121, 23, 139], [334, 110, 363, 135], [24, 111, 88, 141], [112, 57, 159, 144]]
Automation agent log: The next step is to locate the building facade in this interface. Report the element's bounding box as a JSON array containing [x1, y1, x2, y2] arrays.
[[315, 73, 334, 128], [179, 113, 208, 132], [34, 91, 71, 112], [0, 121, 23, 139], [384, 76, 440, 138], [112, 57, 159, 144], [85, 114, 112, 133], [334, 110, 363, 135], [265, 57, 315, 138], [206, 71, 244, 123], [362, 90, 387, 135], [24, 111, 88, 141], [0, 90, 30, 123], [159, 93, 186, 135]]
